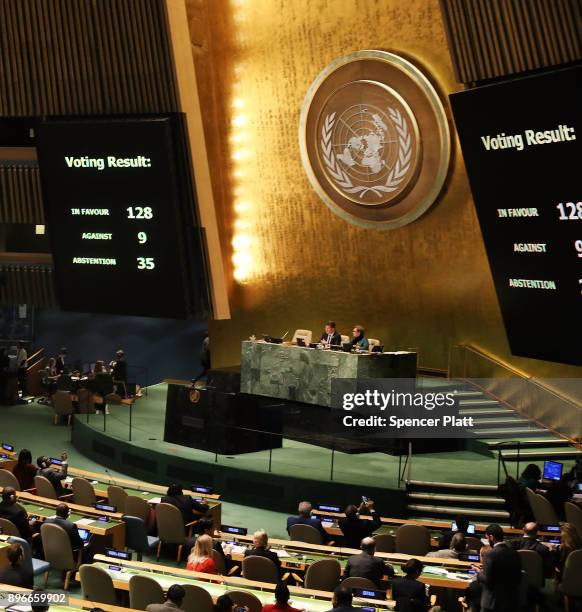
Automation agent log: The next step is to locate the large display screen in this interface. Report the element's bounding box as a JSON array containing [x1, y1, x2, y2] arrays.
[[37, 115, 209, 319], [450, 65, 582, 365]]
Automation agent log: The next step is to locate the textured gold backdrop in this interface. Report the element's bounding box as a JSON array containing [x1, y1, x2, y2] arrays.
[[189, 0, 582, 379]]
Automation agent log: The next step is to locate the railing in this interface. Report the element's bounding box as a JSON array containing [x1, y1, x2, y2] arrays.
[[494, 440, 521, 487], [448, 344, 582, 443]]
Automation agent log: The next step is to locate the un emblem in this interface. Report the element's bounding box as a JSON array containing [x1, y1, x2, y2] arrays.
[[300, 51, 450, 229]]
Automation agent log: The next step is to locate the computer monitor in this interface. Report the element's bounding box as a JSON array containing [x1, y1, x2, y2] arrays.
[[78, 528, 91, 543], [543, 460, 563, 481]]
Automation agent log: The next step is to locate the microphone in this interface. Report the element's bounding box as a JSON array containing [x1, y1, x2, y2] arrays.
[[281, 330, 289, 340]]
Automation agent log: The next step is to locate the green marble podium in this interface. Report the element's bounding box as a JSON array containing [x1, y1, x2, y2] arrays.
[[240, 341, 417, 407]]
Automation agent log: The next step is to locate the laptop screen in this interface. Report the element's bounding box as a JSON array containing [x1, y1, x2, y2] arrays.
[[78, 528, 91, 542], [543, 460, 563, 481]]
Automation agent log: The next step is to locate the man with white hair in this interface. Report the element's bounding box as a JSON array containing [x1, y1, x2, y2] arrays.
[[243, 529, 281, 574], [286, 501, 331, 543]]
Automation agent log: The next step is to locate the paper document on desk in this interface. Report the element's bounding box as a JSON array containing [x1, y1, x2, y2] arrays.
[[321, 521, 333, 527], [228, 545, 247, 555], [148, 497, 162, 504], [64, 477, 73, 484], [275, 549, 291, 558], [75, 518, 95, 526], [423, 566, 448, 576]]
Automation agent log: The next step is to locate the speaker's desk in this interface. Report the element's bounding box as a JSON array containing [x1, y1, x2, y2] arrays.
[[240, 340, 417, 407]]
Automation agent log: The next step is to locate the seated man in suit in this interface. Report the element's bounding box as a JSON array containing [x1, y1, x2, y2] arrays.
[[161, 485, 210, 531], [44, 503, 83, 552], [320, 321, 342, 346], [477, 524, 522, 612], [344, 537, 393, 587], [0, 488, 33, 540], [146, 584, 186, 612], [0, 543, 33, 588], [243, 529, 281, 574], [391, 558, 428, 611], [339, 500, 381, 550], [36, 452, 68, 497], [325, 585, 361, 612], [286, 501, 330, 543], [507, 522, 552, 577]]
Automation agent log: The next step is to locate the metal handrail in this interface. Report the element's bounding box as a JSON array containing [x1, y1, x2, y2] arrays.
[[449, 344, 582, 413], [495, 440, 521, 486]]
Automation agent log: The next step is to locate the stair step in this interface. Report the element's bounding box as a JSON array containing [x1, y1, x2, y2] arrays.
[[459, 399, 500, 407], [406, 480, 498, 492], [502, 448, 581, 460], [407, 504, 510, 519], [452, 391, 487, 398], [482, 437, 571, 448], [415, 516, 512, 528], [460, 408, 512, 416], [470, 427, 546, 436], [407, 492, 505, 505]]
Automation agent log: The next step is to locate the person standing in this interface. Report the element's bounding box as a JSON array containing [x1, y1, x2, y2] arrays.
[[55, 347, 67, 375], [16, 342, 27, 396], [339, 500, 381, 549]]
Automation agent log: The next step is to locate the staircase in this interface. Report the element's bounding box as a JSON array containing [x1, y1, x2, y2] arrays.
[[406, 479, 510, 524]]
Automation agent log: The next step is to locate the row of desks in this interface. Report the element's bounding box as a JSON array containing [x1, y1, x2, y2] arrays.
[[88, 554, 396, 611]]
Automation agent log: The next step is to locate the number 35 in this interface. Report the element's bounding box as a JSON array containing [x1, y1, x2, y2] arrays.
[[137, 257, 155, 270]]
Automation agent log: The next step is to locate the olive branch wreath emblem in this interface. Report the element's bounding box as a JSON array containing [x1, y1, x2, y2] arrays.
[[320, 107, 412, 199]]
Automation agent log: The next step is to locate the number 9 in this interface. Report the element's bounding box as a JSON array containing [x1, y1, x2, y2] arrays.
[[138, 232, 147, 244]]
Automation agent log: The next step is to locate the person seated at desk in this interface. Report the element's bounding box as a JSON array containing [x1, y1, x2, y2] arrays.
[[161, 484, 210, 529], [439, 515, 471, 549], [391, 559, 429, 611], [325, 585, 361, 612], [427, 532, 467, 559], [517, 463, 542, 493], [507, 522, 552, 576], [262, 582, 303, 612], [37, 452, 68, 497], [320, 321, 342, 347], [244, 529, 281, 573], [286, 501, 330, 543], [12, 448, 37, 491], [552, 522, 582, 583], [0, 488, 33, 540], [146, 584, 186, 612], [198, 518, 231, 569], [44, 503, 84, 552], [344, 536, 393, 587], [350, 325, 369, 351], [186, 534, 218, 574], [339, 500, 380, 549], [0, 543, 33, 588]]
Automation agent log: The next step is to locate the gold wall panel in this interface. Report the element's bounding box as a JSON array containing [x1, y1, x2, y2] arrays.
[[190, 0, 582, 380]]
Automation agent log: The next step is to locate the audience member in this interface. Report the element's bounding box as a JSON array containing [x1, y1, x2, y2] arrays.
[[464, 545, 492, 612], [476, 524, 521, 611], [507, 522, 552, 576], [553, 522, 582, 583], [12, 448, 37, 491], [110, 349, 127, 381], [186, 534, 218, 574], [198, 518, 230, 569], [161, 485, 210, 529], [44, 503, 83, 552], [344, 536, 393, 587], [391, 559, 428, 611], [517, 464, 541, 492], [244, 529, 281, 573], [146, 584, 186, 612], [438, 514, 470, 549], [427, 532, 467, 559], [16, 341, 28, 396], [36, 452, 68, 497], [545, 475, 572, 518], [55, 347, 67, 374], [339, 500, 381, 549], [214, 595, 244, 612], [325, 585, 360, 612], [0, 543, 33, 587], [262, 582, 303, 612], [0, 487, 33, 540], [287, 501, 330, 543]]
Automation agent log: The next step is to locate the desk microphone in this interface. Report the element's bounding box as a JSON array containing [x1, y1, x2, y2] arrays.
[[281, 330, 289, 340]]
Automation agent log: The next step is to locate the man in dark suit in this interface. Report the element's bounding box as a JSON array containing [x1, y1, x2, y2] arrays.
[[161, 485, 209, 531], [55, 348, 67, 375], [325, 585, 361, 612], [391, 558, 428, 611], [507, 522, 552, 576], [146, 584, 185, 612], [344, 537, 393, 587], [44, 503, 83, 552], [286, 501, 330, 543], [243, 529, 281, 574], [320, 321, 342, 346], [37, 452, 68, 497], [0, 488, 33, 540], [477, 524, 522, 612], [0, 543, 33, 588], [339, 500, 381, 550]]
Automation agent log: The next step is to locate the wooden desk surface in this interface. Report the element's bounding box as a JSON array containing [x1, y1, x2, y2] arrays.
[[90, 555, 396, 610]]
